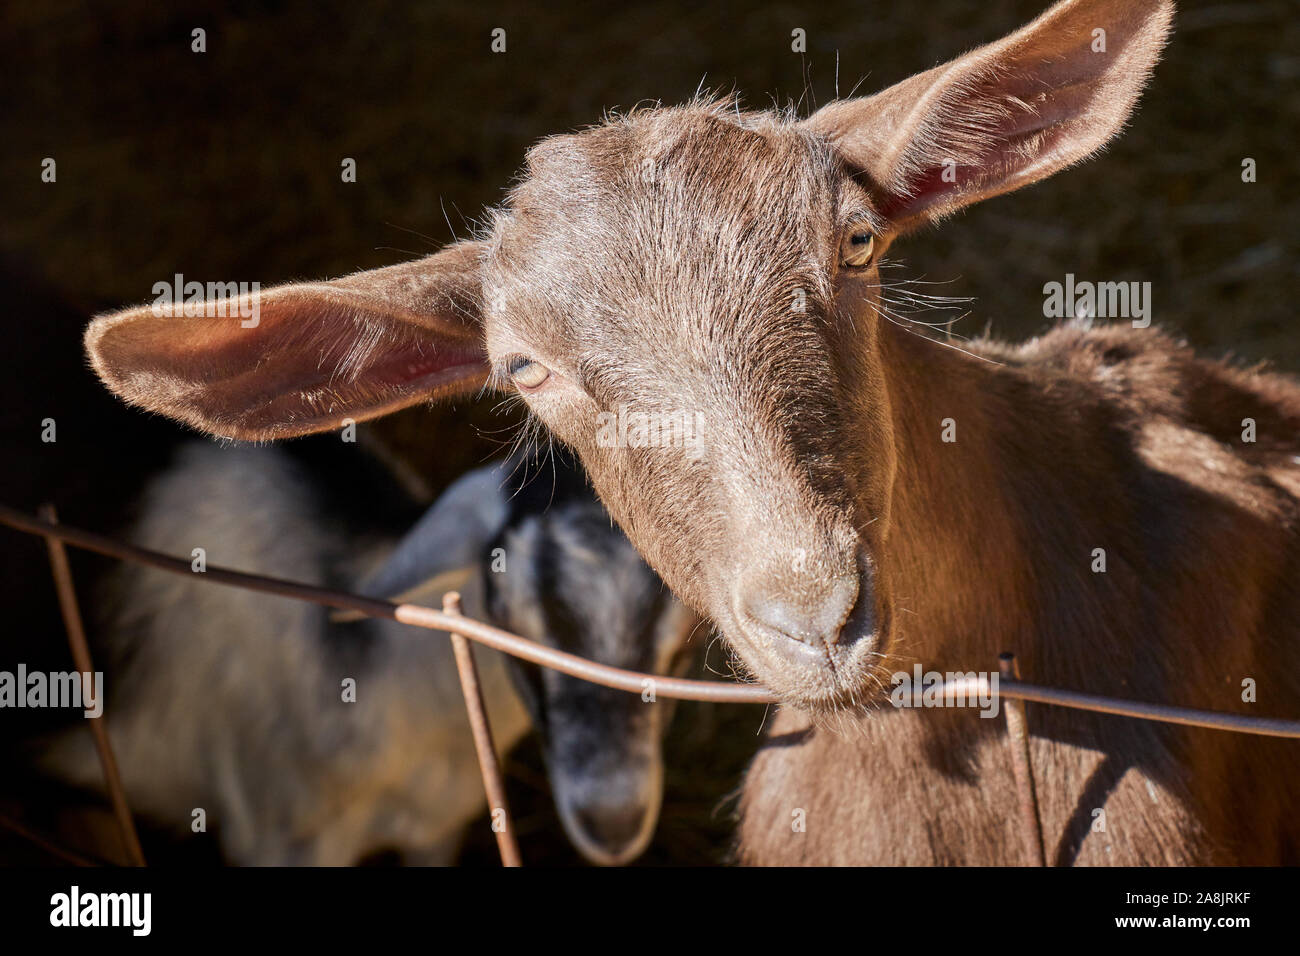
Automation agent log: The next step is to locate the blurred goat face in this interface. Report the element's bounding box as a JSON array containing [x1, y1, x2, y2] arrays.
[[482, 107, 896, 711], [485, 495, 697, 866]]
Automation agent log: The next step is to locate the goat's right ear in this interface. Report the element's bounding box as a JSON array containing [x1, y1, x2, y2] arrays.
[[84, 241, 491, 441], [803, 0, 1174, 234]]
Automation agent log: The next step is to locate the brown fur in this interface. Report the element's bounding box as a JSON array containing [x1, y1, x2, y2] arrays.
[[82, 0, 1300, 863], [738, 320, 1300, 864]]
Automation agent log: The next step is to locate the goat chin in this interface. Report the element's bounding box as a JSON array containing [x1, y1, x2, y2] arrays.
[[726, 635, 897, 717]]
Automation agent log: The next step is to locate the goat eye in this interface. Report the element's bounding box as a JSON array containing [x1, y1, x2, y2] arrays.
[[840, 230, 875, 268], [508, 356, 551, 390]]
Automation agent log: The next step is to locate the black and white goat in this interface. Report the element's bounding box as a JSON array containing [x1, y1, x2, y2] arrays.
[[40, 441, 696, 865]]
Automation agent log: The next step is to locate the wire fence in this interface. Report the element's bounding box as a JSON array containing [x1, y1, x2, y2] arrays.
[[2, 501, 1298, 868]]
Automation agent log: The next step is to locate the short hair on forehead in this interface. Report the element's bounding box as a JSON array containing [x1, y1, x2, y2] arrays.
[[523, 94, 785, 161], [508, 95, 830, 213], [480, 94, 845, 363]]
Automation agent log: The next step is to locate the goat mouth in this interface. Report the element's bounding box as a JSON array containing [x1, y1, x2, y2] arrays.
[[723, 602, 891, 713]]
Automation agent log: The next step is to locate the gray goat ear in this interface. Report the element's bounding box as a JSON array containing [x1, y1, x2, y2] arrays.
[[361, 462, 511, 601], [330, 565, 481, 625], [383, 566, 480, 608]]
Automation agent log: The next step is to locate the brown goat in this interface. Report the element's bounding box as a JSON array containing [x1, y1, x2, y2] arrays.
[[83, 0, 1300, 864]]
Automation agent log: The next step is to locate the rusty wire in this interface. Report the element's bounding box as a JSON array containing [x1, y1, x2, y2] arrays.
[[3, 504, 1298, 733], [36, 505, 146, 867], [442, 591, 522, 867], [0, 503, 771, 705], [0, 810, 102, 867], [1, 501, 1299, 869], [999, 653, 1045, 867]]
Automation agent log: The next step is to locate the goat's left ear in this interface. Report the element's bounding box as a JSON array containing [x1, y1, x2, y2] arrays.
[[803, 0, 1173, 233], [85, 241, 491, 441]]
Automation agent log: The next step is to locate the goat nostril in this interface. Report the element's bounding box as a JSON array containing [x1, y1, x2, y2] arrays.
[[744, 595, 815, 645], [740, 578, 860, 649]]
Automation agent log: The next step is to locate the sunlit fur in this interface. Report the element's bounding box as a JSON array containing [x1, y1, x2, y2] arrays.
[[82, 0, 1300, 864]]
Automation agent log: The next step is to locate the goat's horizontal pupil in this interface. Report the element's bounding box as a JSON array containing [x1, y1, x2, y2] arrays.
[[852, 234, 871, 245]]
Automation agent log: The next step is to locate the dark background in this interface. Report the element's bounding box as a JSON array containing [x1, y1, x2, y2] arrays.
[[1, 0, 1296, 865]]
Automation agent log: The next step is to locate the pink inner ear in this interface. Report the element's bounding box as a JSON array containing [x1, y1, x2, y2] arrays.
[[878, 70, 1103, 224], [204, 299, 491, 436], [367, 345, 475, 388], [88, 291, 490, 441], [354, 323, 488, 394]]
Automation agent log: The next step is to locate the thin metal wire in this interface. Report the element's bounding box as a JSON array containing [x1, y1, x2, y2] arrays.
[[36, 504, 147, 867], [2, 504, 1298, 733], [0, 811, 102, 867], [443, 591, 521, 867], [0, 503, 773, 704], [999, 653, 1045, 866], [2, 501, 1298, 870], [938, 675, 1300, 740]]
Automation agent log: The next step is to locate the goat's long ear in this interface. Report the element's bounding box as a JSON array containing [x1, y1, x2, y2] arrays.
[[84, 241, 490, 441], [803, 0, 1173, 233]]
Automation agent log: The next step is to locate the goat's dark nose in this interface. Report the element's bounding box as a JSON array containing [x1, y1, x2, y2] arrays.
[[574, 805, 649, 860], [739, 576, 860, 653]]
